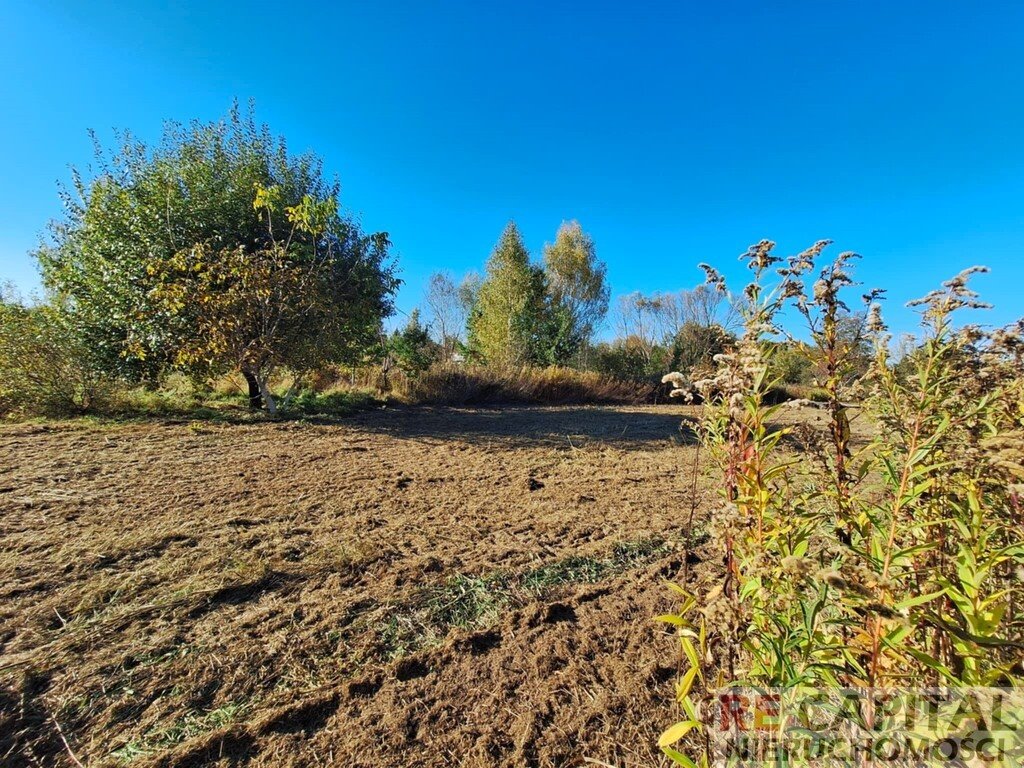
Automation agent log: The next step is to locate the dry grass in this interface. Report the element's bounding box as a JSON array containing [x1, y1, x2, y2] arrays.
[[383, 363, 657, 405]]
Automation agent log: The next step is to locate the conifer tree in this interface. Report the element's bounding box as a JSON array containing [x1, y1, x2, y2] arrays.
[[467, 222, 546, 365]]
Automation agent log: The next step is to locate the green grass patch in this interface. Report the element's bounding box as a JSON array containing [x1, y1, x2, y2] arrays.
[[375, 535, 673, 660], [110, 701, 250, 762], [290, 388, 381, 417], [521, 535, 669, 593]]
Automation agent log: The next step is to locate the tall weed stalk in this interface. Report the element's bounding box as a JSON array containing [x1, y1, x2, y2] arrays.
[[659, 243, 1024, 766]]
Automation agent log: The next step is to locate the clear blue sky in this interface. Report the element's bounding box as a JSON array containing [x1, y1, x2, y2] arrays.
[[2, 1, 1023, 336]]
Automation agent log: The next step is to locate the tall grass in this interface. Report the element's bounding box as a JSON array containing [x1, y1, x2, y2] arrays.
[[311, 362, 656, 406], [390, 363, 656, 405]]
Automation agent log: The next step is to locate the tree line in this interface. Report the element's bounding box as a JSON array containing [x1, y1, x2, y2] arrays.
[[410, 245, 870, 388], [0, 107, 868, 416], [407, 220, 610, 369]]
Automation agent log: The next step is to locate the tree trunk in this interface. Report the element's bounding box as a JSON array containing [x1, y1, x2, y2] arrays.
[[242, 369, 263, 410], [257, 375, 277, 417]]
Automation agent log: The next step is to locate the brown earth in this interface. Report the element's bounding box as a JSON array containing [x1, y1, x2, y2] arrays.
[[0, 404, 833, 768]]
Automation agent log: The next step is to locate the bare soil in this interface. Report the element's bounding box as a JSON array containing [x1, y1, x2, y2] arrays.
[[0, 404, 771, 767]]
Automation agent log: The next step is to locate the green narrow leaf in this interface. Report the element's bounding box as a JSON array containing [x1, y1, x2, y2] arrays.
[[895, 589, 947, 610]]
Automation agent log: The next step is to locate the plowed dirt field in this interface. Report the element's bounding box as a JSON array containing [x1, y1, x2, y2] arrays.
[[1, 404, 796, 767]]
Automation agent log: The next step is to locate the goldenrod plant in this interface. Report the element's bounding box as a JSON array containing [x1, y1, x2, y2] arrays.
[[661, 242, 1024, 766]]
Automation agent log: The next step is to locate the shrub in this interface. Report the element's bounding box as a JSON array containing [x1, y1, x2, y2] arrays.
[[385, 309, 438, 376], [0, 298, 109, 417], [669, 322, 734, 375], [659, 243, 1024, 765], [767, 340, 813, 383], [97, 373, 209, 416], [590, 338, 669, 381], [292, 388, 380, 416]]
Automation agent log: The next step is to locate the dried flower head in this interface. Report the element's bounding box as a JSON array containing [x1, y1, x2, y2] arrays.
[[781, 555, 813, 577], [866, 303, 886, 333], [741, 240, 779, 272], [662, 372, 688, 388], [698, 263, 728, 294], [908, 265, 993, 316]]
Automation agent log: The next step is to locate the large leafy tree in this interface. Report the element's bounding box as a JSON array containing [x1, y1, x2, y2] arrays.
[[37, 106, 398, 410], [542, 221, 609, 361], [149, 185, 396, 413], [467, 222, 547, 366]]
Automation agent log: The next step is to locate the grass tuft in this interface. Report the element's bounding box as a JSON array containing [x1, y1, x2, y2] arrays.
[[110, 701, 250, 762], [376, 536, 672, 659]]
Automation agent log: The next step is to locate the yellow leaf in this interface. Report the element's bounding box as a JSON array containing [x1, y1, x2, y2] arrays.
[[676, 665, 698, 701], [680, 636, 700, 673], [658, 720, 699, 747]]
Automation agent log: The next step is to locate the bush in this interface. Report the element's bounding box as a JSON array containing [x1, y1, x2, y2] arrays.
[[669, 322, 734, 374], [97, 373, 210, 416], [386, 310, 438, 376], [0, 300, 109, 417], [589, 339, 669, 381], [768, 340, 814, 384]]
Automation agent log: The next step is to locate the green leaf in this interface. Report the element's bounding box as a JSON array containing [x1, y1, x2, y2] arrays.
[[680, 636, 701, 673], [905, 648, 956, 682], [895, 588, 947, 610], [665, 581, 694, 599], [662, 746, 699, 767]]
